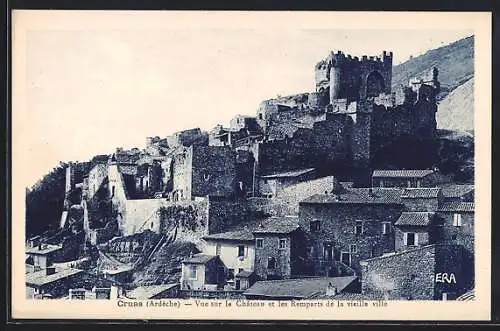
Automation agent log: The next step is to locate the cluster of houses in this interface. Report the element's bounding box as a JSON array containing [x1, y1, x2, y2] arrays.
[[178, 169, 475, 300], [25, 49, 475, 301]]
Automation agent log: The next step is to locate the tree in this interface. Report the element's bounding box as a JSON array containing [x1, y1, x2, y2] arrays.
[[25, 162, 68, 237]]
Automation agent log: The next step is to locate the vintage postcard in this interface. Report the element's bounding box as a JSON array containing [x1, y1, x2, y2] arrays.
[[11, 11, 491, 321]]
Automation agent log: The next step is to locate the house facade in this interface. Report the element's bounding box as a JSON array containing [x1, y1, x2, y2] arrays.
[[180, 254, 226, 291], [202, 230, 255, 289], [371, 169, 441, 188], [298, 188, 404, 276]]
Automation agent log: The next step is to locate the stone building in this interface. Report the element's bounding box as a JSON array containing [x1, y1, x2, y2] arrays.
[[202, 228, 256, 289], [252, 216, 308, 281], [180, 254, 226, 291], [371, 169, 440, 188], [394, 212, 437, 251], [360, 244, 472, 300], [170, 145, 238, 201], [298, 188, 404, 276], [436, 202, 475, 256]]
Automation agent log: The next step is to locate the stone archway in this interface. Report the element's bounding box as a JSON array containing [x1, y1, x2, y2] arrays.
[[366, 71, 385, 98]]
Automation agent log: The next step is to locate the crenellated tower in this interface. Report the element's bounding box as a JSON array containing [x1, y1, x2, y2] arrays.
[[315, 50, 393, 104]]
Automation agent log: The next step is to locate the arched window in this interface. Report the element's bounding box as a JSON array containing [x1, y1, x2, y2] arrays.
[[366, 71, 385, 97]]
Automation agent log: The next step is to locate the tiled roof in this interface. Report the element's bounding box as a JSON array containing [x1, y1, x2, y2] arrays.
[[395, 212, 435, 227], [26, 244, 62, 255], [301, 188, 402, 205], [438, 202, 474, 212], [260, 168, 315, 179], [126, 284, 179, 299], [182, 254, 218, 264], [26, 267, 83, 287], [243, 276, 358, 299], [401, 188, 441, 199], [372, 170, 435, 178], [204, 216, 300, 240], [203, 229, 254, 242], [440, 184, 474, 198]]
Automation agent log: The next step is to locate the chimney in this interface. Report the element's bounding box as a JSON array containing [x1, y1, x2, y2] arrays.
[[38, 243, 42, 250], [46, 267, 56, 276]]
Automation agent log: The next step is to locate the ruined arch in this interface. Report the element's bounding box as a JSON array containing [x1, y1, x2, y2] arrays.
[[366, 71, 385, 98]]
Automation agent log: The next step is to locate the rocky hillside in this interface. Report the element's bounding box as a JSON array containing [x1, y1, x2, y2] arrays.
[[392, 35, 474, 131], [436, 78, 474, 131]]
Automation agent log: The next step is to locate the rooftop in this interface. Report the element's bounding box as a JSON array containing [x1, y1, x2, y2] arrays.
[[203, 216, 300, 241], [182, 254, 218, 265], [438, 202, 474, 212], [401, 188, 441, 199], [26, 267, 84, 287], [126, 284, 179, 299], [203, 229, 254, 242], [372, 169, 435, 178], [260, 168, 315, 179], [26, 243, 62, 255], [395, 212, 435, 227], [440, 184, 474, 199], [243, 276, 358, 299], [301, 188, 402, 205]]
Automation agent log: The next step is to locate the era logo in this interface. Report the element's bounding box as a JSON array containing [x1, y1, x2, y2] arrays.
[[435, 273, 456, 283]]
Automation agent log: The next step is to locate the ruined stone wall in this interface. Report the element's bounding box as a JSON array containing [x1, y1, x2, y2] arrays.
[[87, 164, 108, 200], [107, 164, 129, 234], [124, 198, 171, 235], [257, 115, 352, 175], [206, 197, 248, 234], [172, 148, 192, 199], [191, 145, 237, 198]]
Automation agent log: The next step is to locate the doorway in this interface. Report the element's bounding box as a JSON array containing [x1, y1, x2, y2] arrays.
[[341, 252, 351, 266]]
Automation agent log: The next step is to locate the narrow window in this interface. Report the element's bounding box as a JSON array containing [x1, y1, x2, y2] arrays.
[[453, 213, 462, 227], [350, 244, 357, 253], [355, 221, 363, 235], [188, 265, 197, 279], [227, 269, 235, 280], [111, 186, 115, 196], [238, 268, 244, 274], [216, 243, 221, 256], [256, 238, 264, 249], [237, 245, 245, 257], [310, 220, 320, 232], [382, 222, 391, 234], [279, 238, 286, 249], [404, 232, 417, 246]]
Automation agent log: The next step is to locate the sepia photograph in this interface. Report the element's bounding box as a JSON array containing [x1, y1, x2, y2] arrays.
[[11, 10, 491, 320]]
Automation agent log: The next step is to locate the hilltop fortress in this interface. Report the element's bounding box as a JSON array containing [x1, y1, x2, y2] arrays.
[[27, 48, 477, 301], [212, 50, 440, 175], [60, 49, 441, 244]]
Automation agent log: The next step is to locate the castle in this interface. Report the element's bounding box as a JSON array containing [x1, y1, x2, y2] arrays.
[[211, 50, 440, 177], [27, 49, 475, 301]]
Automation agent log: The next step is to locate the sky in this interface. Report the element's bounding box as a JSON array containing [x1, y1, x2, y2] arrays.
[[19, 20, 473, 188]]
